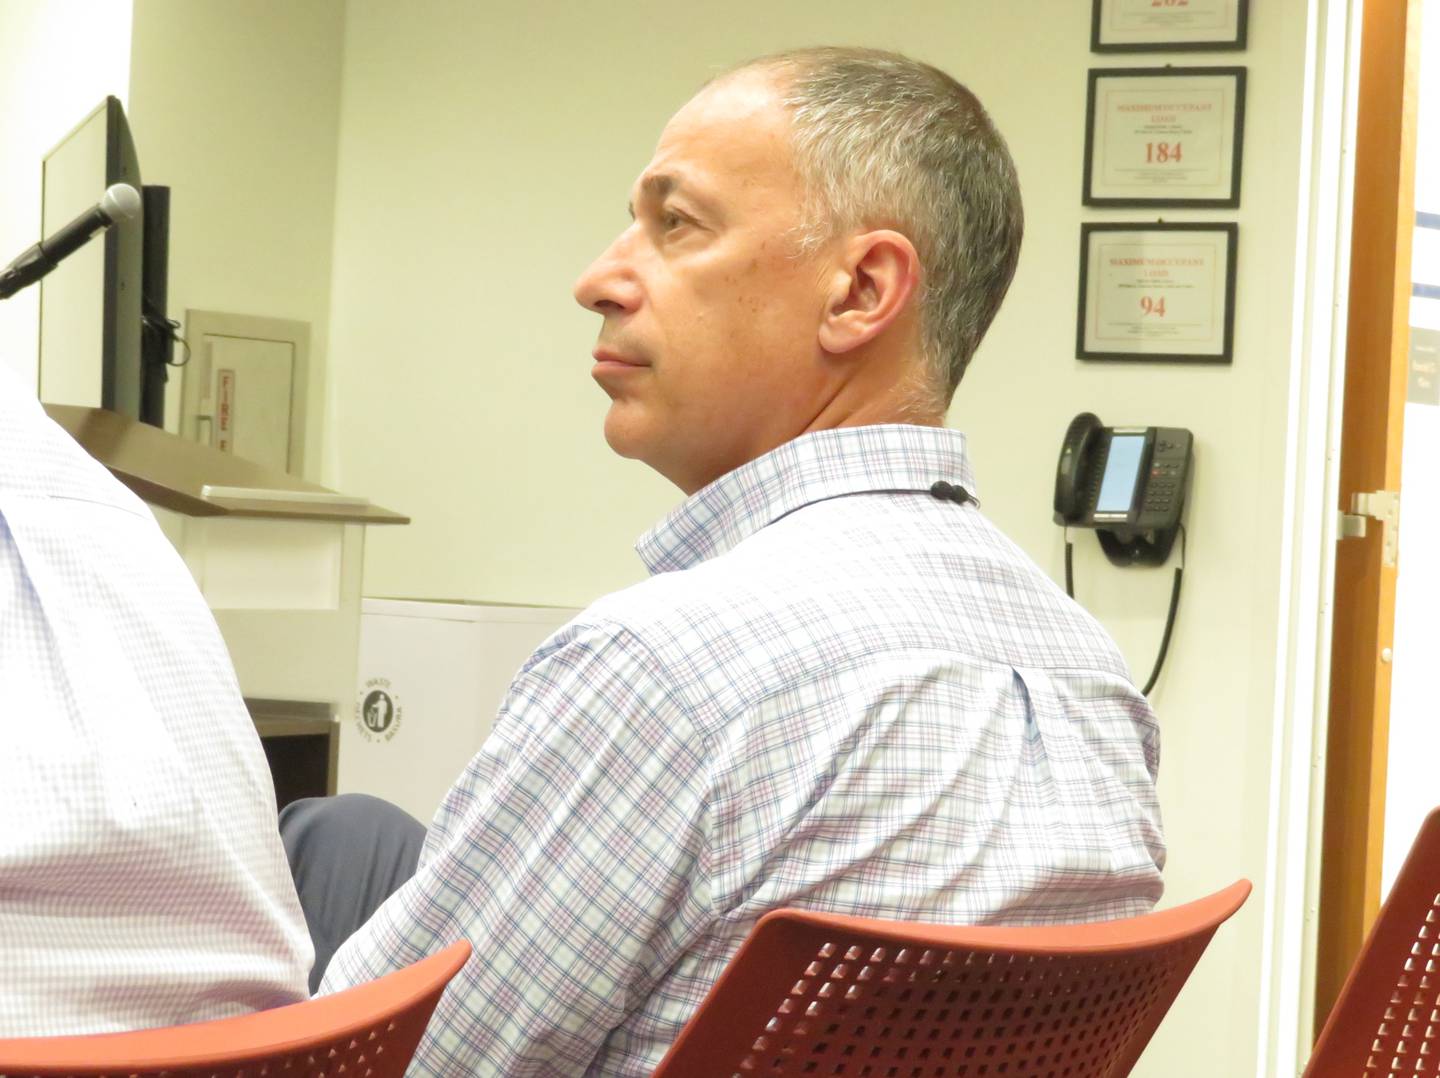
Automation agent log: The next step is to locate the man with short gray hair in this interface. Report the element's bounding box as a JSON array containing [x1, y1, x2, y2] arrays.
[[322, 47, 1163, 1076], [765, 47, 1025, 402]]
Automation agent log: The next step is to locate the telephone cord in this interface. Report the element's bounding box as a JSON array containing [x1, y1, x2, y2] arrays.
[[1064, 528, 1075, 597], [1063, 523, 1186, 699]]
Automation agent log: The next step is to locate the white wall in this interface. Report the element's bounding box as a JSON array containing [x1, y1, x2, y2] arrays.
[[327, 0, 681, 601], [0, 0, 133, 387], [126, 0, 346, 481], [327, 2, 1315, 1074]]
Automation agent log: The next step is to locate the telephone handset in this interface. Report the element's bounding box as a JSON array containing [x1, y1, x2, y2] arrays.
[[1054, 412, 1104, 523], [1053, 413, 1192, 566]]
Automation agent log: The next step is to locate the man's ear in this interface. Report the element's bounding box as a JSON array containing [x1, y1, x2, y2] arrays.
[[818, 230, 921, 355]]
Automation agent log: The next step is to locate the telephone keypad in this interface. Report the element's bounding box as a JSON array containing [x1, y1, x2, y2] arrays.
[[1141, 438, 1189, 519]]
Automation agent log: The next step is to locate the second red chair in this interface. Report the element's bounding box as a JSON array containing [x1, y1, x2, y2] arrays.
[[654, 883, 1251, 1077]]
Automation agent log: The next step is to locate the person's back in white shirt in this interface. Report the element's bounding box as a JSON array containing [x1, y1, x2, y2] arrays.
[[0, 376, 311, 1035]]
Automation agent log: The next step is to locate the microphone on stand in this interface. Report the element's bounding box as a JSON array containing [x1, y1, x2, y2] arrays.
[[0, 183, 142, 300]]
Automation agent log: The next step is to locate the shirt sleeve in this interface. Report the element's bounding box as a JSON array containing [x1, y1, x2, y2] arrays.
[[320, 619, 713, 1076]]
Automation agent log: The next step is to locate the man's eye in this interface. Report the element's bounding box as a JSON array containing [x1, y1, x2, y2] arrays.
[[650, 207, 698, 238]]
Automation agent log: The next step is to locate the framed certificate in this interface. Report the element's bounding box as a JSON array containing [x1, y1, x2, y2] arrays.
[[1083, 66, 1246, 208], [1092, 0, 1248, 52], [1077, 223, 1237, 363]]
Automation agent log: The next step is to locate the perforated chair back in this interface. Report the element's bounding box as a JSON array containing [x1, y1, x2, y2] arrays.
[[0, 940, 470, 1078], [653, 883, 1250, 1078], [1306, 807, 1440, 1077]]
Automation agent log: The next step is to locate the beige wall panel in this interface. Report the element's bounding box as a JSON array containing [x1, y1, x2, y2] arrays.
[[126, 0, 345, 482]]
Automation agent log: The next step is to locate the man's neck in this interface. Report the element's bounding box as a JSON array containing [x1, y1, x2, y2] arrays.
[[800, 358, 946, 434]]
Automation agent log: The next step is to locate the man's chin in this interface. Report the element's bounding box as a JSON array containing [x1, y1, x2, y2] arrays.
[[601, 410, 649, 462]]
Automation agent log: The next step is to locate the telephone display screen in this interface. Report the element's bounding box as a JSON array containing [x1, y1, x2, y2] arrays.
[[1096, 434, 1146, 513]]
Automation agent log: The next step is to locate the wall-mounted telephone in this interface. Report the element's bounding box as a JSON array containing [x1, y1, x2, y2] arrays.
[[1053, 412, 1194, 696], [1053, 412, 1192, 566]]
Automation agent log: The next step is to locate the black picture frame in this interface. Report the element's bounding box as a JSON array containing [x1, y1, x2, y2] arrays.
[[1082, 66, 1246, 209], [1076, 222, 1238, 364], [1091, 0, 1249, 53]]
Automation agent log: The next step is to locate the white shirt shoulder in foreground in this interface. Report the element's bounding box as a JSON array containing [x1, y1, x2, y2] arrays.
[[0, 378, 312, 1036]]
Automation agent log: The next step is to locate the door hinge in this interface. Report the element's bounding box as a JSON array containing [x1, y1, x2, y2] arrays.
[[1338, 489, 1400, 567]]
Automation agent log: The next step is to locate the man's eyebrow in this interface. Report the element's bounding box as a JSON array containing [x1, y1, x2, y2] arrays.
[[641, 173, 678, 200], [628, 173, 682, 219]]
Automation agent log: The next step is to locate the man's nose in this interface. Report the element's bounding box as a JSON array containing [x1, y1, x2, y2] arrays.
[[573, 229, 642, 314]]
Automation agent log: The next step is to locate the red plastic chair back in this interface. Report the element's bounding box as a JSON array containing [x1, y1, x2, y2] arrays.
[[654, 883, 1250, 1078], [1306, 807, 1440, 1076], [0, 940, 470, 1078]]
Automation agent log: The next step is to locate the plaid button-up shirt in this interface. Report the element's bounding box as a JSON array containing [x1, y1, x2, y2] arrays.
[[322, 424, 1165, 1077]]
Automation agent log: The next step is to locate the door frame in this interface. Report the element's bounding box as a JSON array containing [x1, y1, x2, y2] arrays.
[[1254, 0, 1365, 1072]]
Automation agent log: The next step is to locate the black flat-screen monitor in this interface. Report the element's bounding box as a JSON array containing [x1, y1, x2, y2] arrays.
[[38, 96, 150, 421]]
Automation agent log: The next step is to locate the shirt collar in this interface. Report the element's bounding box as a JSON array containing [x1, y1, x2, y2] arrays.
[[635, 424, 977, 575]]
